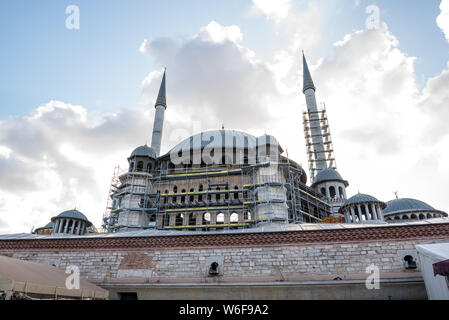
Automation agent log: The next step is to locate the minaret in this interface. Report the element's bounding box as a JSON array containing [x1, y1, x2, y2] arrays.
[[302, 52, 336, 182], [151, 69, 167, 157]]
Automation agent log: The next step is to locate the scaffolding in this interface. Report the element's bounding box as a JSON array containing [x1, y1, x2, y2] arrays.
[[102, 158, 333, 233], [303, 102, 337, 183]]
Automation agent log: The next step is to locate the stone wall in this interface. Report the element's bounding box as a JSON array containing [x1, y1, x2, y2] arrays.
[[1, 223, 448, 299], [0, 237, 443, 283]]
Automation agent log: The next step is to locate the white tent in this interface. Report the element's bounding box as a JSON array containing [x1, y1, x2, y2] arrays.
[[415, 243, 449, 300]]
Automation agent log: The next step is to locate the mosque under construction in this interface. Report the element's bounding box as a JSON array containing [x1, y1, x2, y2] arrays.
[[1, 53, 449, 300]]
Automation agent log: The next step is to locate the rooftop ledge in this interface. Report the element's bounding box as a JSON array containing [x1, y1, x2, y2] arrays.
[[1, 217, 449, 241]]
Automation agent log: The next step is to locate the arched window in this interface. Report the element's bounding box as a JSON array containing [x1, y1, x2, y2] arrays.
[[338, 187, 344, 198], [207, 188, 212, 201], [198, 185, 203, 201], [419, 213, 425, 220], [230, 212, 239, 223], [175, 213, 183, 226], [137, 161, 144, 172], [402, 215, 409, 220], [129, 162, 134, 172], [147, 163, 152, 172], [216, 187, 221, 201], [164, 190, 168, 204], [217, 213, 224, 224], [427, 213, 432, 219], [181, 189, 186, 203], [173, 186, 178, 203], [234, 186, 239, 199], [329, 186, 336, 198], [204, 212, 211, 223], [411, 214, 417, 220], [320, 188, 326, 196], [189, 188, 194, 202]]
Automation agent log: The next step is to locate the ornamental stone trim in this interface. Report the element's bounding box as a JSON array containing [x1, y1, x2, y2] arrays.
[[0, 223, 448, 251]]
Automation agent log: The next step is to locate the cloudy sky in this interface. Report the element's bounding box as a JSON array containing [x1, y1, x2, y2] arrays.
[[1, 0, 449, 233]]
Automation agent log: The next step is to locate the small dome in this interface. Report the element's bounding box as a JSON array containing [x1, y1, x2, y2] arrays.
[[342, 193, 386, 209], [312, 168, 348, 187], [383, 198, 441, 216], [130, 145, 157, 159], [51, 209, 92, 227]]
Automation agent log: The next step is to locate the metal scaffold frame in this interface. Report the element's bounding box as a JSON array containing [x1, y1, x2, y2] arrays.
[[302, 102, 337, 183], [102, 158, 333, 233]]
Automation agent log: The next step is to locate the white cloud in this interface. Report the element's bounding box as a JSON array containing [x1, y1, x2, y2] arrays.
[[2, 2, 449, 235], [0, 100, 158, 233], [139, 21, 283, 133], [437, 0, 449, 41], [251, 0, 292, 23]]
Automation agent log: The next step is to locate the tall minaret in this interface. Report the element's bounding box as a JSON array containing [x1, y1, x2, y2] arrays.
[[302, 53, 336, 181], [151, 69, 167, 157]]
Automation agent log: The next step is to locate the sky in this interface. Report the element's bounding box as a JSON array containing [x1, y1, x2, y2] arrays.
[[0, 0, 449, 233]]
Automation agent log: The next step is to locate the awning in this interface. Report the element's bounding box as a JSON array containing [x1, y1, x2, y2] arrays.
[[433, 259, 449, 277], [0, 255, 108, 299]]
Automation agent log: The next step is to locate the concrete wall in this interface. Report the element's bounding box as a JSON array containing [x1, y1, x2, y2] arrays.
[[103, 279, 427, 300]]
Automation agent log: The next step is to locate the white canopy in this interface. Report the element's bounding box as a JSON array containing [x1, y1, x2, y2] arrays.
[[0, 255, 108, 300], [415, 243, 449, 300]]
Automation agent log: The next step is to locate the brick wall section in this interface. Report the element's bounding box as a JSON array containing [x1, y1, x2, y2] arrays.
[[0, 223, 448, 283]]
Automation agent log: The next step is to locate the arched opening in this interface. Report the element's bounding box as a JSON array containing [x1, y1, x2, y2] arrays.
[[427, 213, 432, 219], [129, 162, 134, 172], [189, 188, 194, 202], [234, 186, 239, 199], [394, 216, 401, 220], [181, 189, 186, 203], [164, 190, 168, 204], [410, 214, 418, 220], [137, 161, 144, 172], [329, 186, 336, 199], [198, 185, 204, 202], [207, 188, 212, 202], [175, 213, 183, 226], [360, 205, 367, 220], [204, 212, 211, 224], [172, 186, 178, 203], [216, 187, 221, 201], [320, 188, 326, 196], [230, 212, 238, 223], [217, 213, 224, 224], [338, 186, 344, 199], [402, 215, 409, 220], [419, 213, 425, 220], [189, 213, 196, 226]]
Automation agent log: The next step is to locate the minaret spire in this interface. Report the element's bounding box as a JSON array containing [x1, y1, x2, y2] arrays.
[[151, 69, 167, 157], [301, 52, 336, 182], [302, 51, 316, 93], [155, 68, 167, 109]]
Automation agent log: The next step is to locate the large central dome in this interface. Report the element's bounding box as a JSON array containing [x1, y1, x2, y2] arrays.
[[166, 130, 282, 154]]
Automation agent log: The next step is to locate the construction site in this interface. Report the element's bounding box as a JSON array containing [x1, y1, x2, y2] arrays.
[[102, 145, 333, 233]]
